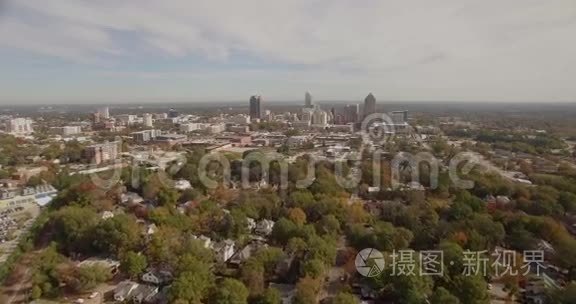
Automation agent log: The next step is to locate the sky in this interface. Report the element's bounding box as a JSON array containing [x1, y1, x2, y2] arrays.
[[0, 0, 575, 104]]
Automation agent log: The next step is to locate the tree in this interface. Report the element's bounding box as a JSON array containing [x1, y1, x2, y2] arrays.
[[293, 276, 321, 304], [300, 259, 325, 279], [169, 271, 211, 303], [169, 258, 214, 304], [240, 259, 265, 296], [317, 214, 341, 236], [548, 282, 576, 304], [158, 187, 180, 206], [430, 287, 460, 304], [286, 237, 307, 254], [270, 218, 299, 245], [31, 285, 42, 300], [180, 188, 201, 203], [210, 278, 249, 304], [307, 235, 337, 266], [91, 214, 142, 256], [120, 251, 147, 279], [451, 275, 489, 304], [58, 264, 112, 293], [372, 266, 433, 304], [558, 191, 576, 215], [332, 292, 359, 304], [49, 206, 99, 254], [288, 208, 307, 227], [254, 287, 281, 304]]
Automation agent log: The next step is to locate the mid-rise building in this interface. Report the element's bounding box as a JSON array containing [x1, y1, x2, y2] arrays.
[[344, 104, 360, 123], [84, 141, 120, 165], [7, 118, 34, 135], [117, 114, 137, 125], [228, 125, 250, 133], [143, 113, 154, 127], [51, 126, 82, 136], [249, 95, 262, 120], [232, 114, 251, 125], [180, 123, 201, 133], [207, 123, 226, 134], [391, 111, 408, 124], [311, 107, 328, 126], [154, 134, 187, 146], [97, 107, 110, 119], [131, 129, 161, 143]]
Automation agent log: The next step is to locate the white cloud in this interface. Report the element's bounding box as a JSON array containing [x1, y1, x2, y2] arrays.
[[0, 0, 576, 101]]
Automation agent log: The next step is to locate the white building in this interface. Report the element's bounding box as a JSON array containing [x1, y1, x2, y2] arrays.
[[117, 114, 137, 125], [174, 179, 192, 191], [7, 118, 34, 135], [207, 123, 226, 134], [143, 113, 154, 127], [255, 219, 275, 236], [51, 126, 82, 136], [214, 239, 236, 262], [131, 129, 161, 143], [312, 109, 328, 126], [180, 123, 201, 133]]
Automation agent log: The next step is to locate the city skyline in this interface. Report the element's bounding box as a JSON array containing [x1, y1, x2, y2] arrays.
[[1, 1, 576, 104]]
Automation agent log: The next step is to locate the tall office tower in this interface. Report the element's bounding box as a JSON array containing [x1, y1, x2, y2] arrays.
[[304, 92, 313, 108], [97, 107, 110, 119], [344, 104, 360, 123], [7, 118, 34, 135], [143, 113, 154, 127], [363, 93, 376, 118], [364, 93, 376, 117], [249, 95, 262, 120]]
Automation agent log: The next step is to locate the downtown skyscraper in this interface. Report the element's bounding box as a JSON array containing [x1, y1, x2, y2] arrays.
[[249, 95, 262, 120], [304, 92, 313, 108], [363, 93, 376, 118]]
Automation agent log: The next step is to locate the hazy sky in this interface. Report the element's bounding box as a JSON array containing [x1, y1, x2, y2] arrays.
[[0, 0, 575, 104]]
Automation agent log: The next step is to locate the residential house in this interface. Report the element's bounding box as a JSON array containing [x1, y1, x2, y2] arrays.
[[141, 269, 173, 285], [214, 239, 235, 262], [131, 285, 159, 303], [228, 242, 268, 267], [255, 219, 275, 236], [174, 179, 192, 191], [121, 192, 144, 205], [114, 280, 139, 302], [192, 235, 213, 249]]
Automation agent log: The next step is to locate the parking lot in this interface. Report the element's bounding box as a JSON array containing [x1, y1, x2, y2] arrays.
[[0, 202, 40, 263]]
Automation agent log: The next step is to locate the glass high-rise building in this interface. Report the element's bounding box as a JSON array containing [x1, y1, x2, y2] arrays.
[[304, 92, 313, 108], [363, 93, 376, 118], [249, 95, 262, 120]]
